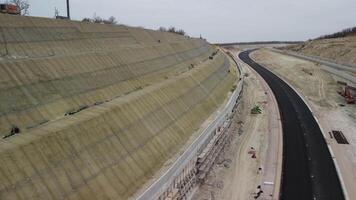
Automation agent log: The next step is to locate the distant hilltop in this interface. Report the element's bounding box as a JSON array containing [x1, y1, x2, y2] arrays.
[[216, 41, 303, 46]]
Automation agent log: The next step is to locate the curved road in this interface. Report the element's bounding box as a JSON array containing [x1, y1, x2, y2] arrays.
[[239, 50, 344, 200]]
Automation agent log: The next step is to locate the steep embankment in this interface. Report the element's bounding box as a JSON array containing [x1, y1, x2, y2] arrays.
[[0, 15, 237, 199], [285, 35, 356, 67]]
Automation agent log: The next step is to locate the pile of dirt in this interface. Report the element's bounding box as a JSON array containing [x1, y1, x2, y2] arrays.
[[284, 35, 356, 67]]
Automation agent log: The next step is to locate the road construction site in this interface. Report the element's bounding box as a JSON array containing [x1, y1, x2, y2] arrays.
[[192, 49, 282, 200], [0, 15, 285, 199], [241, 49, 345, 200], [0, 13, 354, 200], [251, 49, 356, 199]]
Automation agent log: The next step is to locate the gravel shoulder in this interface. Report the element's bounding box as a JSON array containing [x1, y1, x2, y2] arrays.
[[192, 50, 281, 200]]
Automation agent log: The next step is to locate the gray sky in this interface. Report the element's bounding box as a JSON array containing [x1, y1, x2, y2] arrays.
[[13, 0, 356, 43]]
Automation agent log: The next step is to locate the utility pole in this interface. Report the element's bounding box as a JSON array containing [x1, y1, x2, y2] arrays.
[[66, 0, 70, 19]]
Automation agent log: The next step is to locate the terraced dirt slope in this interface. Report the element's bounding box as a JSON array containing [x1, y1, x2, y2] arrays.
[[0, 15, 237, 200], [285, 35, 356, 67]]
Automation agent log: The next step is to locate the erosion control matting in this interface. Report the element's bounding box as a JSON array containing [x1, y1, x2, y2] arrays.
[[239, 50, 344, 200]]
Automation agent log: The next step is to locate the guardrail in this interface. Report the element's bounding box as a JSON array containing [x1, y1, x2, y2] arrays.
[[136, 53, 244, 200]]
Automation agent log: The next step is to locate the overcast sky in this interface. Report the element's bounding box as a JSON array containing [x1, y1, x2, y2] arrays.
[[11, 0, 356, 43]]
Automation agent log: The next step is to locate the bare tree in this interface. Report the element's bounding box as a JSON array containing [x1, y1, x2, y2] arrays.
[[10, 0, 30, 15], [105, 16, 117, 24], [93, 16, 103, 23], [176, 29, 186, 36], [82, 18, 91, 22], [160, 26, 186, 36], [158, 27, 167, 32], [82, 15, 118, 25], [104, 16, 117, 24], [168, 26, 176, 33]]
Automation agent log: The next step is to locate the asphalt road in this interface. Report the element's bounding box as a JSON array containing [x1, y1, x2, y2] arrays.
[[239, 50, 344, 200]]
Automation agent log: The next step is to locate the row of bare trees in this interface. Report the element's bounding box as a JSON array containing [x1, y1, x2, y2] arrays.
[[158, 26, 186, 36], [317, 27, 356, 40], [6, 0, 188, 37], [82, 15, 118, 25]]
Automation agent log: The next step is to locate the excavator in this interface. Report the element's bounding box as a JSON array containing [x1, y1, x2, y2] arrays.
[[0, 4, 20, 15]]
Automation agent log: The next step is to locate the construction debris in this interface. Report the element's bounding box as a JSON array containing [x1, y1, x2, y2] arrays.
[[338, 85, 356, 104], [302, 68, 313, 76], [2, 125, 20, 139], [196, 122, 231, 183]]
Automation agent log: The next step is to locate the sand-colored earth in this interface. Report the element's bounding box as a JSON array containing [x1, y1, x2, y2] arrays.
[[192, 51, 282, 200], [285, 35, 356, 67]]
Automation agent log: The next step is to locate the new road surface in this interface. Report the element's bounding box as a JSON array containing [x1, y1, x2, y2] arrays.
[[239, 50, 344, 200]]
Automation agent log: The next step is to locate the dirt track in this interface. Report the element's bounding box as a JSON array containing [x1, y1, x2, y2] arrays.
[[192, 51, 279, 200]]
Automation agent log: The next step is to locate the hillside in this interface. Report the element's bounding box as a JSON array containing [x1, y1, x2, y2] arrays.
[[0, 15, 237, 200], [285, 34, 356, 67]]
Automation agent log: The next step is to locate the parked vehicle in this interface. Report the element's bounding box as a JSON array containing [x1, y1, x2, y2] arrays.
[[0, 4, 20, 15]]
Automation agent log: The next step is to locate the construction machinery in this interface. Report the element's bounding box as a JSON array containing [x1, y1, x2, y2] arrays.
[[339, 85, 356, 104], [0, 4, 20, 15]]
